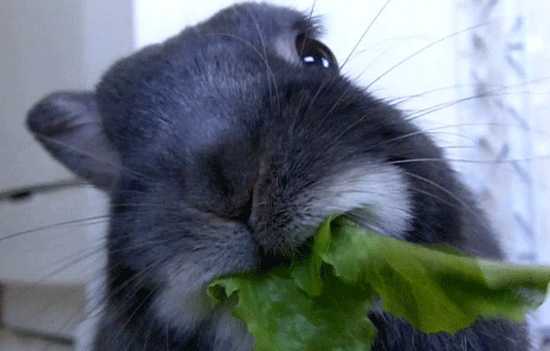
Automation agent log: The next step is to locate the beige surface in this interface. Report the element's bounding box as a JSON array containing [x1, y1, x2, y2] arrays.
[[0, 329, 73, 351], [1, 284, 85, 339], [0, 0, 134, 190], [0, 187, 108, 285]]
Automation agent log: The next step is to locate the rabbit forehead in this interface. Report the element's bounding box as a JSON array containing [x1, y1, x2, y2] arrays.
[[195, 2, 319, 44], [95, 3, 320, 155], [195, 2, 319, 65]]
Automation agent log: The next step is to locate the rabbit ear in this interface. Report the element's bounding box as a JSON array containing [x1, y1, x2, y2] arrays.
[[27, 91, 120, 191]]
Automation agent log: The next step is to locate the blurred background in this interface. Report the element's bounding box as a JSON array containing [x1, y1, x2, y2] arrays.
[[0, 0, 549, 350]]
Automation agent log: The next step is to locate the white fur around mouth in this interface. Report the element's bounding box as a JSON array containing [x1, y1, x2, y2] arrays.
[[292, 162, 413, 244]]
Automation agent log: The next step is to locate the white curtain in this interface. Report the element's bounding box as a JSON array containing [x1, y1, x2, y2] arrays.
[[457, 0, 550, 347]]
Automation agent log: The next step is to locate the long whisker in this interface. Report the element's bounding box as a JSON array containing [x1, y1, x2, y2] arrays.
[[400, 170, 493, 234], [0, 198, 196, 244], [106, 257, 169, 348], [358, 121, 550, 159], [245, 6, 282, 116], [365, 23, 489, 91], [389, 155, 550, 166], [50, 250, 174, 348], [339, 0, 394, 71], [30, 231, 178, 287], [326, 83, 548, 154], [0, 215, 110, 243]]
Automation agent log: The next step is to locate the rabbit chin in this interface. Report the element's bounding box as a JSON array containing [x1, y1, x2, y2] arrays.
[[152, 285, 252, 351]]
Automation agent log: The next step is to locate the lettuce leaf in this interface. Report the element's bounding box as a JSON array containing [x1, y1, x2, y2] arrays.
[[208, 217, 550, 351]]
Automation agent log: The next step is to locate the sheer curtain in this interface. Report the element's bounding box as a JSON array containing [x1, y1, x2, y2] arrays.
[[456, 1, 550, 346]]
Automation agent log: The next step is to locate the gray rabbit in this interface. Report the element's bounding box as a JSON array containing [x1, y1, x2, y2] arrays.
[[27, 3, 528, 350]]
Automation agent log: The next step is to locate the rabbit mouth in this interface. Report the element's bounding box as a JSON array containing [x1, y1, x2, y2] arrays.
[[250, 160, 413, 262], [255, 235, 316, 271]]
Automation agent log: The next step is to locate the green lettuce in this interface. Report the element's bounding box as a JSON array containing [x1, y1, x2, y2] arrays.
[[208, 217, 550, 351]]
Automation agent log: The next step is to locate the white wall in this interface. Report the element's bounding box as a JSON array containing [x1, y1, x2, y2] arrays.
[[0, 0, 85, 190], [0, 0, 134, 190], [0, 1, 132, 348]]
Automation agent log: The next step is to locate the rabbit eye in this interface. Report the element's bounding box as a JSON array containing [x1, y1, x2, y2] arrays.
[[295, 34, 338, 70]]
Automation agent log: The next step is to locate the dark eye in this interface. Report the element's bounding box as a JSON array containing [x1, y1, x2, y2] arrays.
[[295, 34, 338, 70]]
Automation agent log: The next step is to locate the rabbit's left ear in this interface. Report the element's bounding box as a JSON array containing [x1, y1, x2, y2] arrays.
[[26, 91, 120, 191]]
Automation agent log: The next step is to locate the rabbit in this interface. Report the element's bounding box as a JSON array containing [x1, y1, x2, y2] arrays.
[[26, 2, 529, 351]]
